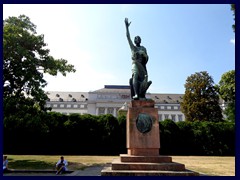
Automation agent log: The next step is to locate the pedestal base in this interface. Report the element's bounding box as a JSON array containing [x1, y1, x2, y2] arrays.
[[101, 100, 199, 176], [101, 155, 199, 176]]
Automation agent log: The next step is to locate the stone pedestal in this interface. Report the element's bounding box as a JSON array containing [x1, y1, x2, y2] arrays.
[[101, 100, 199, 176], [127, 99, 159, 156]]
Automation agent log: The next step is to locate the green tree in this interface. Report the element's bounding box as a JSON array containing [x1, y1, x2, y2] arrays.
[[181, 71, 223, 122], [3, 15, 76, 111], [217, 70, 235, 122], [231, 4, 235, 32]]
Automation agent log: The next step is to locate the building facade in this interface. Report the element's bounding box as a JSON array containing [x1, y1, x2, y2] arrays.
[[45, 85, 186, 122]]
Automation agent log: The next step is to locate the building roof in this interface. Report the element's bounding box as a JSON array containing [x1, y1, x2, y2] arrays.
[[91, 85, 131, 94], [46, 91, 88, 102], [150, 93, 184, 104], [45, 85, 224, 104], [46, 85, 185, 104], [92, 85, 184, 103]]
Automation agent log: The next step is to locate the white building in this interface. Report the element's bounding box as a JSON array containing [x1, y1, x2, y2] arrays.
[[45, 85, 187, 122]]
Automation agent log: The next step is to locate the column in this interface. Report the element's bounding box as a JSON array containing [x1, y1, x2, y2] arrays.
[[96, 107, 99, 115]]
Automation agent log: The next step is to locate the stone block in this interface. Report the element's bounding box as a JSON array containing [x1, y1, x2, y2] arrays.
[[111, 158, 185, 171], [127, 100, 160, 156], [130, 99, 155, 108], [120, 154, 172, 163], [101, 167, 200, 176]]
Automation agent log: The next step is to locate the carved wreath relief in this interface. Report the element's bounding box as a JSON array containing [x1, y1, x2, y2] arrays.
[[136, 113, 153, 133]]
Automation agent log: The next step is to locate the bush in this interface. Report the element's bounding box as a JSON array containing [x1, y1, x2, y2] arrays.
[[3, 112, 235, 155], [159, 120, 235, 156]]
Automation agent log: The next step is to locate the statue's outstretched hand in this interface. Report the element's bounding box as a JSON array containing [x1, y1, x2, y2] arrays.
[[125, 18, 131, 27]]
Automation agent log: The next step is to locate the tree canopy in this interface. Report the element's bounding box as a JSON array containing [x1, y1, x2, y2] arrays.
[[217, 70, 235, 122], [181, 71, 223, 122], [231, 4, 235, 32], [3, 15, 76, 111]]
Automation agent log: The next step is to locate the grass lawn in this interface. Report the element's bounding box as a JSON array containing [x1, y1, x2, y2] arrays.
[[5, 155, 235, 176], [172, 156, 235, 176]]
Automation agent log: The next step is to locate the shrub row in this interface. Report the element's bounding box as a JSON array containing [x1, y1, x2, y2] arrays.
[[160, 119, 234, 155], [3, 113, 234, 155]]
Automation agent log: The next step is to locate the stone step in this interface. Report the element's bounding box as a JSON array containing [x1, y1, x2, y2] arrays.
[[120, 154, 172, 163], [112, 158, 185, 171], [101, 166, 199, 176]]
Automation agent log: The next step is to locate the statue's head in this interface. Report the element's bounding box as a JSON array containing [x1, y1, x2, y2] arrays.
[[134, 36, 141, 45]]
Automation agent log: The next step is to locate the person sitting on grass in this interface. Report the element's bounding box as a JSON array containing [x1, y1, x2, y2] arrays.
[[3, 155, 9, 173], [56, 156, 68, 175]]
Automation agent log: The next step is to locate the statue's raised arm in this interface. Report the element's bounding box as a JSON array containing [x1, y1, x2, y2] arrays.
[[125, 18, 134, 50]]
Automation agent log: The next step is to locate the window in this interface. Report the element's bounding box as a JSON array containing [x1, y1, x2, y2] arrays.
[[53, 104, 58, 108], [72, 98, 77, 102], [164, 114, 169, 119], [121, 94, 130, 99], [171, 114, 176, 121], [99, 107, 105, 115], [174, 106, 178, 110], [60, 104, 64, 108], [80, 104, 85, 108], [178, 114, 183, 121], [160, 106, 165, 110], [73, 104, 78, 108], [167, 106, 171, 110], [159, 114, 163, 121], [46, 104, 51, 107], [107, 107, 114, 115], [67, 104, 71, 108]]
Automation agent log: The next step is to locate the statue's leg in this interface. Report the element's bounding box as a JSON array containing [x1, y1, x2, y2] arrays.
[[138, 72, 147, 99], [129, 78, 135, 98], [132, 73, 139, 100], [140, 80, 152, 99]]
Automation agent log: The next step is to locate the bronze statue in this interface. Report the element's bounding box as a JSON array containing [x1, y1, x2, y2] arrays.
[[125, 18, 152, 100]]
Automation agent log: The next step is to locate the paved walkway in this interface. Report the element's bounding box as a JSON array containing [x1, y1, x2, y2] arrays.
[[3, 165, 105, 176], [67, 165, 104, 176]]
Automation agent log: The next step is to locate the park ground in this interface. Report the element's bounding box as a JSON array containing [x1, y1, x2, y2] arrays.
[[4, 155, 235, 176]]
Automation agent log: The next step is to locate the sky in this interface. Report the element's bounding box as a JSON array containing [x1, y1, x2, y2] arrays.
[[3, 4, 235, 94]]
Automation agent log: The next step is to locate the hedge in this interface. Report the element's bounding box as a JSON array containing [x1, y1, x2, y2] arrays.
[[3, 113, 234, 155]]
